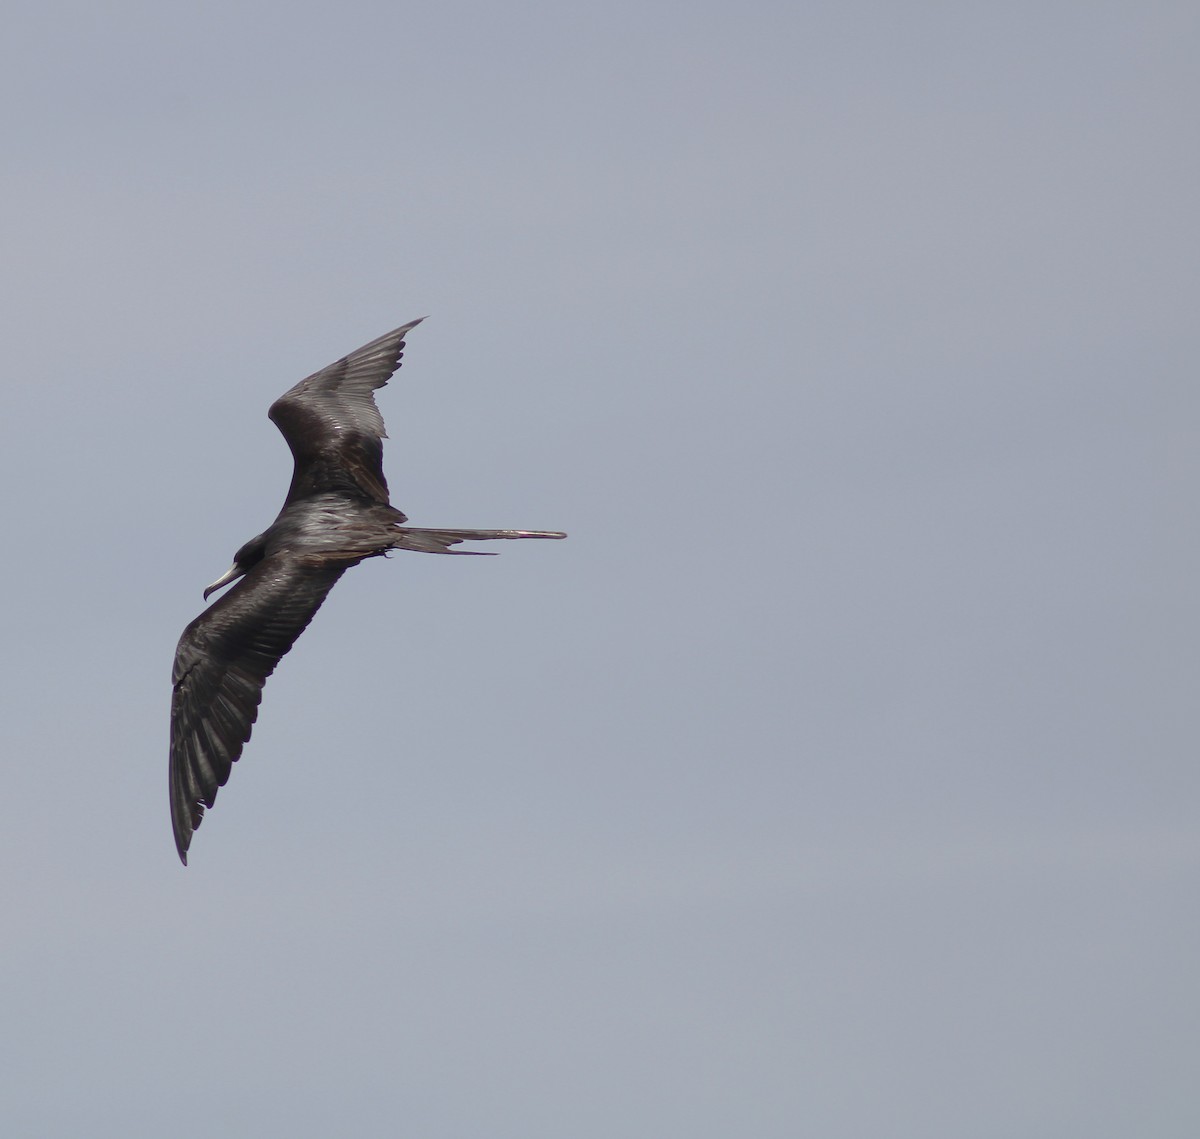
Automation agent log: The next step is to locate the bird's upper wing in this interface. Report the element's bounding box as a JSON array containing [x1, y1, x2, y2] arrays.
[[268, 318, 425, 507], [169, 556, 350, 864]]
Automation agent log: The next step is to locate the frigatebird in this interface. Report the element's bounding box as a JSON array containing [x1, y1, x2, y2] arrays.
[[169, 318, 564, 864]]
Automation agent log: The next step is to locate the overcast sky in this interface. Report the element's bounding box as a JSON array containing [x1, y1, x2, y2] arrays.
[[1, 2, 1197, 1135]]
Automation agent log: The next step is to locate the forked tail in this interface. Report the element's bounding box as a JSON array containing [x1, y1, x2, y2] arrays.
[[391, 528, 567, 554]]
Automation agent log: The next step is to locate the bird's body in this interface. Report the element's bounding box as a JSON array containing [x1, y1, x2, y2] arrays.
[[169, 319, 564, 864]]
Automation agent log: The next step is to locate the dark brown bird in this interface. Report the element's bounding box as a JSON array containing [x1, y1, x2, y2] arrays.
[[169, 318, 564, 864]]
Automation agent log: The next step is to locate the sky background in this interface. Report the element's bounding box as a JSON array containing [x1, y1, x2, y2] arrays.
[[1, 1, 1197, 1135]]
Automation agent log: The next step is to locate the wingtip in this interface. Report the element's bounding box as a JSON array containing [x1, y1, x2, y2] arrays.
[[174, 825, 191, 866]]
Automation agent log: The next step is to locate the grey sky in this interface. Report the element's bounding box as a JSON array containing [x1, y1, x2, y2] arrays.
[[1, 2, 1196, 1135]]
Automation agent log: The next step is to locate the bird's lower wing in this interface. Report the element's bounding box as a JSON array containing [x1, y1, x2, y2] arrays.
[[169, 557, 349, 864]]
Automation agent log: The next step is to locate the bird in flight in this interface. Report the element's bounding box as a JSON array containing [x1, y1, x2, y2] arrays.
[[169, 318, 565, 864]]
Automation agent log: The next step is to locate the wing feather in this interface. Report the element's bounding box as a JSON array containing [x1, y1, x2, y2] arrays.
[[169, 557, 348, 863], [268, 318, 425, 507]]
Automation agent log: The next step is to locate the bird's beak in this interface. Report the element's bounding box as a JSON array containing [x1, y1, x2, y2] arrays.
[[203, 564, 245, 600]]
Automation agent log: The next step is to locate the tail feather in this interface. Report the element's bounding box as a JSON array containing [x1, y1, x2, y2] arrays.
[[391, 528, 567, 554]]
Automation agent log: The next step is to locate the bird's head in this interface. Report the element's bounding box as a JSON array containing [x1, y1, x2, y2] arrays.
[[203, 531, 270, 600]]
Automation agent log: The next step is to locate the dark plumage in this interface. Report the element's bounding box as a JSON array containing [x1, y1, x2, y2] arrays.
[[169, 318, 565, 864]]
